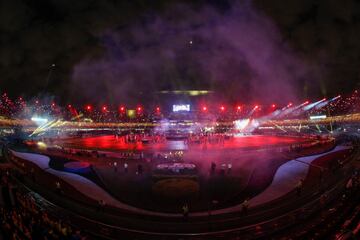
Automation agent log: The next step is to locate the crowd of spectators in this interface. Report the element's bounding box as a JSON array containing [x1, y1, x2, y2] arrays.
[[0, 170, 88, 240]]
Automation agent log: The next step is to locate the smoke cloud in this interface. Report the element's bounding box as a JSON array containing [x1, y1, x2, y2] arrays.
[[71, 1, 311, 106], [3, 0, 358, 104]]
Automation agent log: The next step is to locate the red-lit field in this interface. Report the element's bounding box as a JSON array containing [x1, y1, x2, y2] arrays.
[[52, 135, 314, 152], [22, 133, 338, 213], [36, 133, 334, 213]]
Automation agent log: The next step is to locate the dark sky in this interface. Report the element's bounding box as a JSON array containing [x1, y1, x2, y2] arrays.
[[1, 0, 359, 105]]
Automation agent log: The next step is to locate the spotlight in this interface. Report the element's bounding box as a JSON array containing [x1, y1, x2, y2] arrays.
[[31, 117, 48, 123]]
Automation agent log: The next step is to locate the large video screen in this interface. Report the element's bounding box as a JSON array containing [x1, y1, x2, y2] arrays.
[[173, 104, 190, 112]]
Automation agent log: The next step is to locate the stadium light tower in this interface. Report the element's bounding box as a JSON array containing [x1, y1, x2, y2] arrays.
[[44, 63, 56, 91]]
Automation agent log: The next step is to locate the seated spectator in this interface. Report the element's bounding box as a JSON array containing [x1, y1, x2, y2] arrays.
[[1, 190, 87, 240]]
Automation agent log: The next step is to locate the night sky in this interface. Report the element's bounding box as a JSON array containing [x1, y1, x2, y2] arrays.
[[1, 0, 360, 105]]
